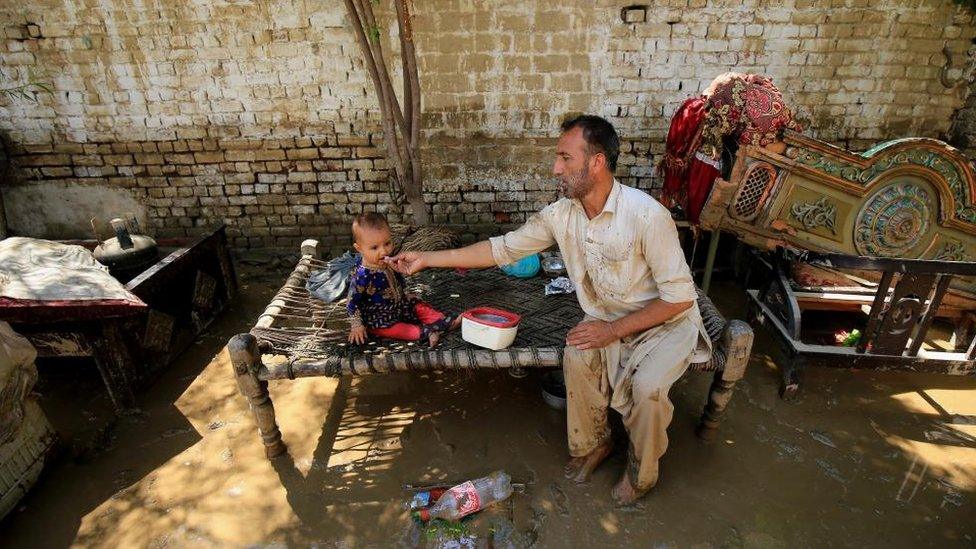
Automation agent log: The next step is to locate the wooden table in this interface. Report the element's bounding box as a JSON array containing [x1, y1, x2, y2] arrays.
[[1, 226, 237, 411]]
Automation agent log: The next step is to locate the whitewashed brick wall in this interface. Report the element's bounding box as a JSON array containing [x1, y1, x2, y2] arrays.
[[1, 0, 974, 247]]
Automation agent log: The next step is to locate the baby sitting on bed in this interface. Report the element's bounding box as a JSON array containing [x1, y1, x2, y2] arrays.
[[346, 212, 460, 348]]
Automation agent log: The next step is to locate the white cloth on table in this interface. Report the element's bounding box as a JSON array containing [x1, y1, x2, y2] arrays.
[[0, 237, 139, 302]]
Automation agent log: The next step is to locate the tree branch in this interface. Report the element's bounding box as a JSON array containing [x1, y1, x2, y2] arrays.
[[345, 0, 406, 180], [343, 0, 427, 224], [395, 0, 421, 150], [394, 0, 413, 139], [359, 0, 409, 137]]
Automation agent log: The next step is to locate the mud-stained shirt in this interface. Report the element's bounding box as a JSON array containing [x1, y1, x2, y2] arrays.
[[489, 180, 710, 361]]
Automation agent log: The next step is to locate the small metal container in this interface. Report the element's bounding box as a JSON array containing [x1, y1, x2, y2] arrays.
[[541, 255, 567, 278], [541, 370, 566, 410], [93, 217, 159, 281]]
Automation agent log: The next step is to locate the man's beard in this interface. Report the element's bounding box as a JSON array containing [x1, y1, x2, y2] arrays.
[[559, 164, 592, 199]]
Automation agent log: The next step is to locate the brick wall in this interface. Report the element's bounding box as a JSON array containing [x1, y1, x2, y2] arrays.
[[1, 0, 975, 249]]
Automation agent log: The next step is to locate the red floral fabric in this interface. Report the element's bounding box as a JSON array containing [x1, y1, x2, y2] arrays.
[[660, 72, 801, 224], [699, 72, 802, 160], [660, 97, 707, 212]]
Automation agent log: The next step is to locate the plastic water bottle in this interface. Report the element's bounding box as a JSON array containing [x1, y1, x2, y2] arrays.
[[404, 488, 447, 510], [412, 471, 513, 522]]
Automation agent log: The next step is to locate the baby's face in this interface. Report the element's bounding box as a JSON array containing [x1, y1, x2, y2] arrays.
[[354, 225, 394, 266]]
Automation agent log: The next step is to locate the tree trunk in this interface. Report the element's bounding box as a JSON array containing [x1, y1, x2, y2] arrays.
[[406, 194, 428, 226], [344, 0, 428, 225]]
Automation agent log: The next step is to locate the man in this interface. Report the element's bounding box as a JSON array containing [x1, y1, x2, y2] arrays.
[[387, 115, 710, 505]]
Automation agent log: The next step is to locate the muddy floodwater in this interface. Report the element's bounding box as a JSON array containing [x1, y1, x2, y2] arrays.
[[2, 265, 975, 547]]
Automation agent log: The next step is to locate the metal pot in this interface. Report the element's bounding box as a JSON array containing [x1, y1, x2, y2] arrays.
[[93, 217, 159, 281], [541, 370, 567, 411]]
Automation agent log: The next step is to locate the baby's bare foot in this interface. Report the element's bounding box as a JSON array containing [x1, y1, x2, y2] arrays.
[[428, 331, 442, 349], [449, 315, 462, 331]]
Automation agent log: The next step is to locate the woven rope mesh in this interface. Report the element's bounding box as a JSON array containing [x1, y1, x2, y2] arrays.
[[251, 263, 583, 361], [389, 224, 461, 255], [251, 257, 729, 371]]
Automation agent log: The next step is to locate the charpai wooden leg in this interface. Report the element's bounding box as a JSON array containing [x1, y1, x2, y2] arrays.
[[697, 319, 753, 442], [228, 333, 287, 458], [697, 372, 737, 442]]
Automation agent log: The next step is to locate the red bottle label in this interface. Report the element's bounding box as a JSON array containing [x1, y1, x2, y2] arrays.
[[448, 481, 482, 517]]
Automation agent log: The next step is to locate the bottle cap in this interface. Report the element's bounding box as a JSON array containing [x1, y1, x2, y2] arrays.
[[412, 509, 431, 522]]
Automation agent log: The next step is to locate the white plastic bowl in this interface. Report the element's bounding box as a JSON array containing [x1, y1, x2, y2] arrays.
[[460, 307, 521, 350]]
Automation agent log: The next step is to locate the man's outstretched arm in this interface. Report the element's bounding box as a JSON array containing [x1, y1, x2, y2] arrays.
[[388, 210, 557, 275], [386, 240, 496, 275]]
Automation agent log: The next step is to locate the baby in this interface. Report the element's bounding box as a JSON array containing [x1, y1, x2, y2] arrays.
[[346, 212, 459, 348]]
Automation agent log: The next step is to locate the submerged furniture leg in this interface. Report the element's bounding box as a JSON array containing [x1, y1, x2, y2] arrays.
[[779, 352, 802, 401], [952, 312, 976, 352], [92, 320, 138, 412], [228, 333, 287, 458], [697, 372, 735, 442], [696, 319, 754, 441], [701, 230, 721, 295], [216, 228, 239, 300]]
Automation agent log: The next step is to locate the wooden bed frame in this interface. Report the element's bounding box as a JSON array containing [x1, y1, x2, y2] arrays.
[[747, 248, 976, 398], [695, 131, 976, 397], [230, 240, 755, 459], [2, 225, 237, 411]]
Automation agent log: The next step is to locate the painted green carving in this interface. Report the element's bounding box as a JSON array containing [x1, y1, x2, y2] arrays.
[[933, 240, 967, 262], [790, 197, 837, 234], [792, 142, 976, 223], [854, 183, 932, 257]]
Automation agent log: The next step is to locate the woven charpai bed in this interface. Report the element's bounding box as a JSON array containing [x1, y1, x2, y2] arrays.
[[229, 239, 755, 459]]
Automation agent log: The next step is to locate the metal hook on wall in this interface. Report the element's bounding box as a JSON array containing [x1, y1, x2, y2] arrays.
[[729, 51, 741, 69]]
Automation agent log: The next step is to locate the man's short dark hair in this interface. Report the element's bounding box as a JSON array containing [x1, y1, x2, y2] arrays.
[[560, 114, 620, 172], [352, 211, 389, 238]]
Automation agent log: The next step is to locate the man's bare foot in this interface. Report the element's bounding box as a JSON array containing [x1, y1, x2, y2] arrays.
[[428, 331, 442, 349], [611, 472, 648, 506], [449, 315, 462, 331], [563, 442, 611, 484]]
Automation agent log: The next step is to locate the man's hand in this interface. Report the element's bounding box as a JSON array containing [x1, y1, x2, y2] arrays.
[[385, 251, 429, 275], [566, 320, 619, 351], [348, 326, 367, 345]]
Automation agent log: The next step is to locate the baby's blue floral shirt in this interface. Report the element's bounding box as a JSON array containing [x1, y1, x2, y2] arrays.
[[346, 261, 416, 329]]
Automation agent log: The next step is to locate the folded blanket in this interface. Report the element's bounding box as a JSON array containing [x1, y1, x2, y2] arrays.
[[0, 237, 141, 303]]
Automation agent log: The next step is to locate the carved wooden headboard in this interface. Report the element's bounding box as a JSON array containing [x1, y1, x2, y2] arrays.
[[700, 131, 976, 263]]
